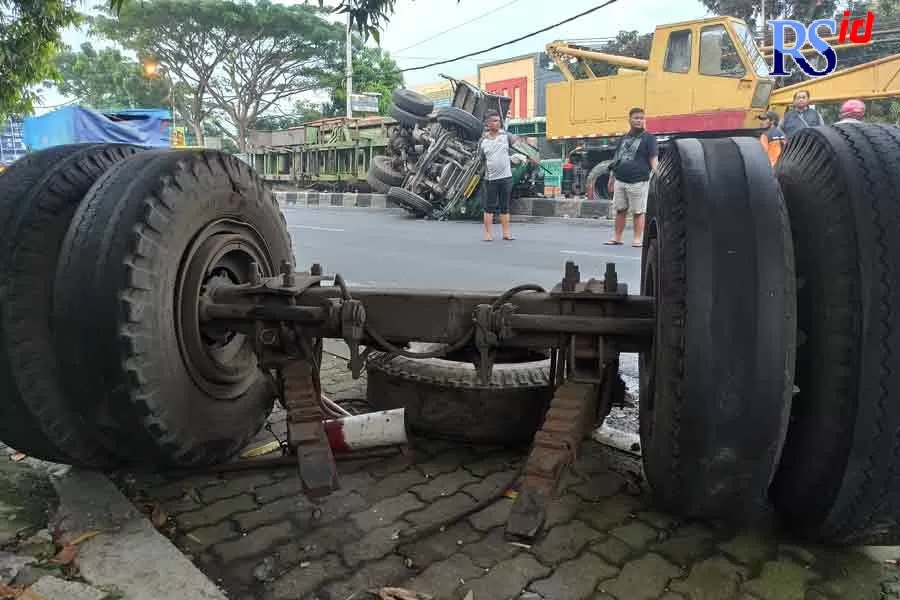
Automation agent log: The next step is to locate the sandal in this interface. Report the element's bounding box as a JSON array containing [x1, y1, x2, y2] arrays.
[[604, 240, 623, 245]]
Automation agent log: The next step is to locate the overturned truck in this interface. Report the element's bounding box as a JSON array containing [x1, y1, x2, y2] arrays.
[[367, 76, 546, 219], [2, 123, 900, 548]]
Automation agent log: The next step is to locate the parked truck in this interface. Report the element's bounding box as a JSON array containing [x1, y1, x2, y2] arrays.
[[548, 15, 900, 199]]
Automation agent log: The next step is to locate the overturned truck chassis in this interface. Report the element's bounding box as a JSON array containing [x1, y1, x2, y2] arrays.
[[201, 259, 648, 540]]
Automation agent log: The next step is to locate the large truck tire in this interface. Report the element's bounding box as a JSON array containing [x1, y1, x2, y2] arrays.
[[770, 123, 900, 546], [392, 89, 434, 117], [367, 155, 404, 193], [389, 103, 427, 129], [52, 149, 291, 468], [585, 160, 613, 200], [387, 186, 433, 218], [0, 143, 144, 467], [436, 107, 483, 141], [638, 137, 796, 524], [365, 343, 552, 444]]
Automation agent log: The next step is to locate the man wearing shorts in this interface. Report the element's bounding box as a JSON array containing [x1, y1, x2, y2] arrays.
[[606, 107, 658, 247], [479, 110, 534, 241]]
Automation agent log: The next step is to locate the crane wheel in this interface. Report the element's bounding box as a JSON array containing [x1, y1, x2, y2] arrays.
[[0, 143, 145, 467], [365, 342, 551, 444], [770, 123, 900, 546], [638, 137, 796, 524], [51, 149, 292, 468]]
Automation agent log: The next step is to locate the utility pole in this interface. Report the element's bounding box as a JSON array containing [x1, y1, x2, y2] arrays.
[[759, 0, 766, 43], [346, 12, 353, 118]]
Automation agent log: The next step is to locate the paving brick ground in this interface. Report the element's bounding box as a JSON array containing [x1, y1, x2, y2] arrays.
[[114, 353, 900, 600]]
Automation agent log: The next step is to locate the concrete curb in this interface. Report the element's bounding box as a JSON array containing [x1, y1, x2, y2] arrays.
[[49, 468, 229, 600], [273, 190, 613, 220]]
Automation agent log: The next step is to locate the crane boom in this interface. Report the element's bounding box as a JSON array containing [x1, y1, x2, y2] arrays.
[[769, 53, 900, 108], [545, 41, 649, 82]]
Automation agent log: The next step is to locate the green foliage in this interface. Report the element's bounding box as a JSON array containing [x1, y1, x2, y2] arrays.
[[93, 0, 344, 150], [53, 42, 170, 109], [698, 0, 839, 29], [322, 43, 403, 116], [569, 30, 653, 78], [1, 0, 81, 121], [250, 101, 324, 130]]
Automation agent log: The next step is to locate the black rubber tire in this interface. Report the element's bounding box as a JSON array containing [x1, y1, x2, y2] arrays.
[[770, 123, 900, 546], [436, 107, 483, 141], [638, 137, 796, 524], [52, 149, 291, 468], [585, 160, 612, 200], [387, 186, 433, 218], [392, 88, 434, 117], [389, 103, 426, 129], [0, 143, 145, 467], [365, 343, 552, 443], [367, 155, 404, 189]]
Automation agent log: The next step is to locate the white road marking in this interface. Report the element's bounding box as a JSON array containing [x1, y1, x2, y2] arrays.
[[290, 225, 346, 232]]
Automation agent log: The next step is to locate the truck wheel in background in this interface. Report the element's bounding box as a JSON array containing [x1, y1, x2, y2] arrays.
[[392, 89, 434, 117], [0, 143, 144, 467], [585, 160, 613, 201], [436, 107, 483, 141], [389, 103, 427, 129], [770, 123, 900, 546], [638, 137, 796, 524], [52, 149, 291, 468], [387, 186, 433, 218], [365, 343, 552, 444], [367, 155, 404, 193]]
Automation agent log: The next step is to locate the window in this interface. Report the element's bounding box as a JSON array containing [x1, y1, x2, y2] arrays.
[[731, 21, 771, 77], [699, 25, 746, 78], [664, 29, 692, 73]]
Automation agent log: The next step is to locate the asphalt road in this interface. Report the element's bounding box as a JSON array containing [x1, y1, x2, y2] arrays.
[[285, 207, 643, 429], [284, 207, 643, 292]]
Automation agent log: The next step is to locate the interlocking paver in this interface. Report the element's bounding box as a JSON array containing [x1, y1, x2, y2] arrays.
[[529, 552, 617, 600], [402, 552, 483, 599], [669, 555, 750, 599], [597, 552, 682, 600], [269, 554, 346, 600], [179, 494, 257, 530], [352, 492, 424, 531], [462, 553, 552, 600], [412, 469, 480, 502], [212, 520, 294, 563], [343, 523, 406, 566], [533, 520, 603, 565], [114, 353, 899, 600]]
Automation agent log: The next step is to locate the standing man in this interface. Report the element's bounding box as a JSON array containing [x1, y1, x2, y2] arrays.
[[758, 111, 787, 167], [836, 99, 866, 123], [479, 110, 535, 241], [606, 107, 658, 247], [782, 90, 823, 138]]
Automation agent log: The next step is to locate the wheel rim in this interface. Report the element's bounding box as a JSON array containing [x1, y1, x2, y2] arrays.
[[175, 218, 274, 400]]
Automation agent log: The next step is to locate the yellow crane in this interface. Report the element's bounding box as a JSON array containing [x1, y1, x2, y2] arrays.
[[544, 15, 900, 198]]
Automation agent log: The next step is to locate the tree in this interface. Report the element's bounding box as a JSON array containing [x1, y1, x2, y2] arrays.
[[322, 44, 403, 116], [699, 0, 840, 31], [1, 0, 81, 121], [250, 101, 324, 130], [52, 42, 171, 109], [204, 0, 344, 151]]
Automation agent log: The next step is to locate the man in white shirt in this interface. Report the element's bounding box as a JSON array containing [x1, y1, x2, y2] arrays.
[[478, 110, 534, 241]]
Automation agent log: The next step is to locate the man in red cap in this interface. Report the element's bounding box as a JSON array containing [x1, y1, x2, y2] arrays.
[[836, 99, 866, 124]]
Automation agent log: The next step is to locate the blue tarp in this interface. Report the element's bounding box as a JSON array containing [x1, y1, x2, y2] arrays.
[[22, 106, 172, 151]]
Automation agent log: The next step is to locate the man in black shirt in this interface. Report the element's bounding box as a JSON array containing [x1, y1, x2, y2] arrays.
[[605, 107, 658, 247]]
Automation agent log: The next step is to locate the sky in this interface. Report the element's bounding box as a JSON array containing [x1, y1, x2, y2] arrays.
[[38, 0, 714, 114]]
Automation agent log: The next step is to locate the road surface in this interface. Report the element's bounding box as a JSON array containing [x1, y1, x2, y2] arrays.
[[284, 207, 642, 292]]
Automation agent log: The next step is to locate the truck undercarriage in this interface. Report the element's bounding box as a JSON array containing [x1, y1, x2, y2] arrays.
[[1, 122, 899, 548]]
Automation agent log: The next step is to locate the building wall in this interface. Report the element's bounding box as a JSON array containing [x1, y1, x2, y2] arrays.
[[478, 56, 536, 119], [410, 76, 477, 108]]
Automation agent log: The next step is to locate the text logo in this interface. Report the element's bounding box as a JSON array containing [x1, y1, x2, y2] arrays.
[[768, 11, 875, 77]]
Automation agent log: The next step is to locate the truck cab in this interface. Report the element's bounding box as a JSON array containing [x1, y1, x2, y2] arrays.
[[545, 16, 775, 140]]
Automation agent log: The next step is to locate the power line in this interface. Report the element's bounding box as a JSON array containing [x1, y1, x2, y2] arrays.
[[397, 0, 620, 73], [392, 0, 525, 55]]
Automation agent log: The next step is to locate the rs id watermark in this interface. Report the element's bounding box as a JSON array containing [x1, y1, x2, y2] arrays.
[[769, 11, 876, 77]]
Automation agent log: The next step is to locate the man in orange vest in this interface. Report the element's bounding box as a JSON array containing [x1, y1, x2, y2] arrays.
[[758, 111, 787, 167]]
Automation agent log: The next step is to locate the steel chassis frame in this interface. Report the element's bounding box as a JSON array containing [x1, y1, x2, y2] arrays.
[[199, 259, 652, 541]]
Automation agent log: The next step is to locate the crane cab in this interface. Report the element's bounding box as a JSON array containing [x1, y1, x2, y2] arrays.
[[545, 16, 775, 140]]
